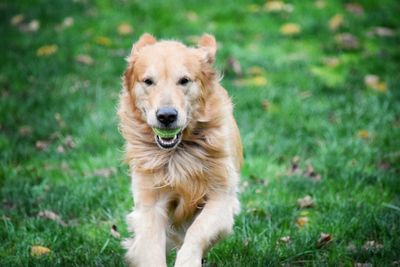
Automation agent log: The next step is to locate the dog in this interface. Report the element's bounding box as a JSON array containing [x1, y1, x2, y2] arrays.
[[118, 33, 242, 267]]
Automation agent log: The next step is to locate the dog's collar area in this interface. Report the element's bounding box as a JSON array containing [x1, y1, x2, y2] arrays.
[[155, 131, 182, 149]]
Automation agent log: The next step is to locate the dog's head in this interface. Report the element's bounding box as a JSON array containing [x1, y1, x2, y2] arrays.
[[123, 33, 218, 150]]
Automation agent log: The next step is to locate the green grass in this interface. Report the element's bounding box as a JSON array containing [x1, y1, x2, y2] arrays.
[[1, 0, 400, 266]]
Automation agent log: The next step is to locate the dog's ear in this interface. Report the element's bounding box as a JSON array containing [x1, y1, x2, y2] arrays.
[[197, 33, 217, 64], [129, 33, 157, 58]]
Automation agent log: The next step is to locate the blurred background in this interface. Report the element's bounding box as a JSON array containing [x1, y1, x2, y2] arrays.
[[1, 0, 399, 266]]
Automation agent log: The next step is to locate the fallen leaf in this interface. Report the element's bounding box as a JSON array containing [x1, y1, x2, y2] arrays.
[[305, 162, 321, 181], [111, 224, 121, 239], [357, 129, 370, 139], [36, 44, 58, 57], [363, 240, 383, 251], [265, 1, 293, 12], [247, 4, 260, 13], [226, 56, 242, 76], [335, 33, 360, 50], [279, 236, 291, 243], [296, 216, 309, 227], [288, 156, 301, 175], [280, 23, 301, 36], [185, 11, 198, 22], [248, 66, 265, 75], [55, 17, 74, 31], [76, 54, 94, 65], [323, 57, 340, 67], [329, 14, 343, 31], [19, 125, 32, 136], [95, 36, 112, 46], [317, 232, 332, 248], [117, 23, 133, 36], [10, 14, 24, 26], [378, 161, 391, 170], [346, 242, 357, 253], [38, 210, 67, 226], [57, 145, 65, 153], [314, 0, 326, 9], [63, 135, 76, 149], [367, 27, 395, 38], [92, 168, 116, 178], [364, 74, 387, 92], [345, 3, 364, 16], [297, 195, 314, 209], [31, 246, 51, 257], [355, 264, 372, 267], [35, 140, 50, 151], [54, 113, 66, 129], [20, 20, 40, 32], [235, 76, 267, 87]]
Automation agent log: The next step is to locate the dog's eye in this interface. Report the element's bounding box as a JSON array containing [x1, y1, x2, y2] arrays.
[[143, 78, 154, 86], [178, 77, 190, 86]]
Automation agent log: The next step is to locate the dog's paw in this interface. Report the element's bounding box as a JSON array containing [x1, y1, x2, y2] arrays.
[[174, 246, 202, 267]]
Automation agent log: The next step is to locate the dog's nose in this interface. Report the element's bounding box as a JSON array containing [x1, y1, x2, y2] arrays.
[[156, 108, 178, 126]]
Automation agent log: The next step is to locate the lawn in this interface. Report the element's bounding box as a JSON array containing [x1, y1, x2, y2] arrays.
[[1, 0, 400, 266]]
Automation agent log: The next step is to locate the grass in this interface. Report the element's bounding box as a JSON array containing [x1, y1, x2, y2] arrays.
[[1, 0, 400, 266]]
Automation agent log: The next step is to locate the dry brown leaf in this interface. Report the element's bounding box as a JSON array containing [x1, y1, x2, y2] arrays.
[[364, 74, 387, 92], [226, 56, 242, 76], [36, 44, 58, 57], [345, 3, 364, 16], [367, 27, 395, 37], [265, 1, 293, 12], [38, 210, 67, 226], [248, 66, 265, 75], [95, 36, 112, 46], [19, 125, 32, 136], [35, 140, 50, 151], [20, 20, 40, 32], [63, 135, 76, 149], [280, 23, 301, 36], [317, 232, 332, 248], [279, 236, 291, 243], [111, 224, 121, 239], [76, 54, 94, 65], [297, 195, 314, 209], [31, 245, 51, 257], [314, 0, 326, 9], [305, 162, 321, 181], [117, 23, 133, 36], [363, 240, 383, 251], [323, 57, 340, 67], [335, 33, 360, 50], [185, 11, 198, 22], [329, 14, 343, 31], [357, 130, 370, 139], [296, 216, 309, 227], [92, 168, 116, 178], [57, 145, 65, 154], [10, 14, 24, 26]]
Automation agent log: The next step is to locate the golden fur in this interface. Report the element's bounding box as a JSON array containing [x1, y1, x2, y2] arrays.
[[118, 33, 242, 267]]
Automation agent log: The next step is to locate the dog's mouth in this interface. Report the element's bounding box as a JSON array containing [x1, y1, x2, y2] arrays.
[[154, 130, 182, 150]]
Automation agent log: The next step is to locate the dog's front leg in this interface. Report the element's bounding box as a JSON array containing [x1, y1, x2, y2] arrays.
[[124, 182, 168, 267], [174, 192, 239, 267]]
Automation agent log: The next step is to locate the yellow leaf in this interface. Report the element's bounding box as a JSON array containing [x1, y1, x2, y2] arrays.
[[280, 23, 301, 36], [185, 11, 198, 22], [249, 76, 268, 86], [314, 0, 326, 9], [265, 1, 292, 12], [364, 74, 387, 92], [247, 4, 260, 13], [10, 14, 24, 26], [296, 216, 309, 227], [117, 23, 133, 36], [357, 130, 370, 139], [248, 66, 266, 75], [329, 14, 343, 31], [31, 246, 51, 256], [95, 36, 112, 46], [323, 57, 340, 67], [36, 45, 58, 57]]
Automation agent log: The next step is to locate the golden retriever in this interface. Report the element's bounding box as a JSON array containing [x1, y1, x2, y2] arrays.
[[118, 33, 242, 267]]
